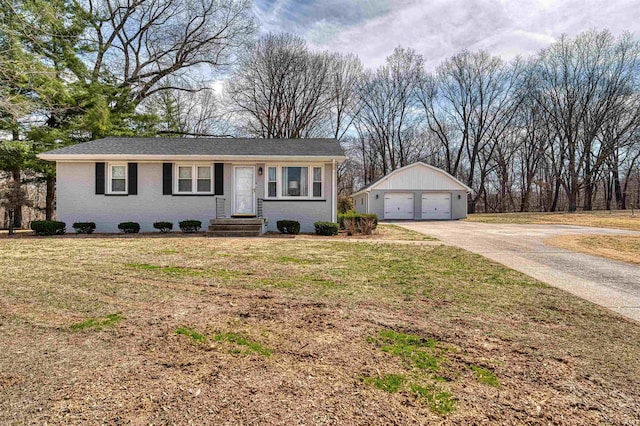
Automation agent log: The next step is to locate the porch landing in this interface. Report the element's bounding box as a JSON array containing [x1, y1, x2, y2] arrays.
[[207, 218, 265, 237]]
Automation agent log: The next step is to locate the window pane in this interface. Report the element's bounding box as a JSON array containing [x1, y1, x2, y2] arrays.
[[268, 182, 276, 197], [313, 167, 322, 182], [268, 167, 276, 181], [282, 167, 308, 196], [112, 179, 126, 192], [197, 166, 211, 179], [197, 179, 211, 192], [313, 182, 321, 197], [112, 165, 126, 179], [178, 166, 192, 179], [178, 179, 192, 192]]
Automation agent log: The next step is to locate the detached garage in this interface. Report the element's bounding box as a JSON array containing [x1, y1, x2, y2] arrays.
[[351, 162, 471, 220]]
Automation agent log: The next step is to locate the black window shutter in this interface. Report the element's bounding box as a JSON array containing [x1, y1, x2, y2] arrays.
[[214, 163, 224, 195], [128, 163, 138, 195], [95, 162, 105, 195], [163, 163, 173, 195]]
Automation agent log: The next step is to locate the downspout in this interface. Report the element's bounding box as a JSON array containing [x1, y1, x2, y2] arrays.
[[332, 159, 337, 222]]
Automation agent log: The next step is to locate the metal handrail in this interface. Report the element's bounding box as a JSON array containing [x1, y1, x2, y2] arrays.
[[216, 197, 226, 218]]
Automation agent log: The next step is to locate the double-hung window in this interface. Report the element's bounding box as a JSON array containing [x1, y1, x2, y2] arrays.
[[109, 164, 127, 194], [267, 167, 277, 197], [265, 165, 323, 199], [176, 164, 213, 194]]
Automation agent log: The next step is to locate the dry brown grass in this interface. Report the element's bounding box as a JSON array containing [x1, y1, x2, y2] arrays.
[[545, 234, 640, 265], [467, 210, 640, 231], [1, 236, 639, 424]]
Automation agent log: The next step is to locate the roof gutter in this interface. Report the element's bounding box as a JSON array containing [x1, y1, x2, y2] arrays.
[[38, 154, 347, 162]]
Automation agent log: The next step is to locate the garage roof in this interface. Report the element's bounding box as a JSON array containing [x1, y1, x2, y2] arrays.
[[351, 162, 472, 196]]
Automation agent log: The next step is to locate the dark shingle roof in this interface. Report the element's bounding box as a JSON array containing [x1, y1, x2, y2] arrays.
[[41, 137, 345, 157]]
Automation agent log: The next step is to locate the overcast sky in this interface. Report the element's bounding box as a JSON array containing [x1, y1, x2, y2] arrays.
[[252, 0, 640, 70]]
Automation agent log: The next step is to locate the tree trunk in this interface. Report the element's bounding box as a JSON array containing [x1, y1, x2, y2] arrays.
[[45, 175, 56, 221], [11, 167, 22, 228], [612, 168, 624, 209], [583, 180, 593, 211]]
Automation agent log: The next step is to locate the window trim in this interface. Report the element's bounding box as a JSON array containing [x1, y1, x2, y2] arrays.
[[174, 163, 214, 194], [263, 164, 324, 200], [107, 163, 128, 195]]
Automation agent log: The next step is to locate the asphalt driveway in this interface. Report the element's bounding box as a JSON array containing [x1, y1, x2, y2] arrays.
[[394, 221, 640, 322]]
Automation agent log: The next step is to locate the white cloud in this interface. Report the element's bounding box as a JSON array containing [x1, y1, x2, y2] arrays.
[[254, 0, 640, 70]]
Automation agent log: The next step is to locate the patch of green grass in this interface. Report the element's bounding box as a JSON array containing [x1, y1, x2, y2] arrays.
[[276, 256, 315, 264], [157, 249, 179, 254], [374, 330, 439, 371], [362, 374, 406, 393], [127, 263, 206, 276], [470, 365, 500, 387], [213, 332, 271, 356], [70, 313, 122, 331], [176, 326, 207, 343], [410, 383, 456, 415]]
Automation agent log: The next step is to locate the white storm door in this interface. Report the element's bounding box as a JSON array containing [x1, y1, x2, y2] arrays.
[[383, 192, 414, 220], [234, 166, 255, 215], [421, 193, 451, 219]]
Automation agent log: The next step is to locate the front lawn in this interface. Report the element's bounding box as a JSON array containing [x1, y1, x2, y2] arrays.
[[467, 210, 640, 231], [546, 234, 640, 265], [1, 237, 639, 424]]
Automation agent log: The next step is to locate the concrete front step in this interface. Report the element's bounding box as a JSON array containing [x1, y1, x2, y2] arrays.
[[207, 229, 262, 237], [207, 218, 265, 237], [208, 224, 262, 231], [210, 218, 264, 226]]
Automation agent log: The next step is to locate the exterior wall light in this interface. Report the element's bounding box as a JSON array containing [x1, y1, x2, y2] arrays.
[[258, 167, 263, 176]]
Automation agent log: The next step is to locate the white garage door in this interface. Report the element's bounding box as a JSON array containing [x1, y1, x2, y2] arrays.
[[384, 192, 414, 220], [421, 193, 451, 220]]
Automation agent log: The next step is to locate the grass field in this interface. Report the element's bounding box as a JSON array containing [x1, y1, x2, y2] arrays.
[[546, 234, 640, 265], [467, 210, 640, 231], [1, 235, 639, 424]]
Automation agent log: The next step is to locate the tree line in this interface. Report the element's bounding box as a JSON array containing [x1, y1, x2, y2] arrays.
[[1, 0, 639, 228], [225, 31, 640, 213]]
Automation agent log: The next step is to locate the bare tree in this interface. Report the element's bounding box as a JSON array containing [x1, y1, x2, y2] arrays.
[[145, 82, 232, 137], [532, 30, 640, 211], [416, 51, 524, 212], [82, 0, 256, 104], [227, 33, 345, 139], [356, 47, 424, 176]]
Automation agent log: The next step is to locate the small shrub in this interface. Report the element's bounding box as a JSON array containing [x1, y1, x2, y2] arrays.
[[337, 196, 354, 214], [72, 222, 96, 234], [30, 220, 66, 236], [153, 221, 173, 233], [343, 218, 357, 236], [118, 222, 140, 234], [314, 221, 339, 236], [179, 220, 202, 233], [277, 220, 300, 235], [338, 213, 378, 231], [359, 217, 377, 235]]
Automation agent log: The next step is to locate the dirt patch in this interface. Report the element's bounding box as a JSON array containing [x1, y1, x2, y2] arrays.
[[546, 234, 640, 265], [0, 237, 639, 424]]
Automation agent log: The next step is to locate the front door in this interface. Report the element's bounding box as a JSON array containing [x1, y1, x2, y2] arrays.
[[234, 166, 255, 215]]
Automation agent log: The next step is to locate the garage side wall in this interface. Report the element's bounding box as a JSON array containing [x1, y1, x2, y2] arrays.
[[353, 193, 367, 214], [451, 190, 468, 219]]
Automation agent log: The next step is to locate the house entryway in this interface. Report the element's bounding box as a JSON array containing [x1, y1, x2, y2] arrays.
[[234, 166, 255, 215]]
